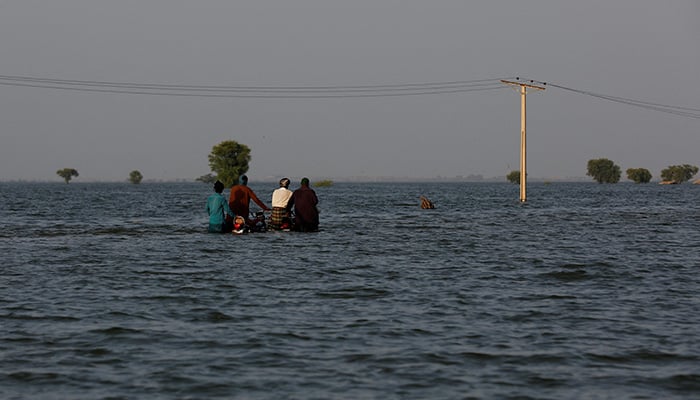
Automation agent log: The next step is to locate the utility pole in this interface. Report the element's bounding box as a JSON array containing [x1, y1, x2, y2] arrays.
[[501, 79, 545, 202]]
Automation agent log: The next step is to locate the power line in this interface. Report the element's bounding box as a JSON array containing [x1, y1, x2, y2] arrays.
[[528, 79, 700, 119], [0, 81, 509, 98], [0, 74, 507, 91], [1, 73, 698, 118], [0, 74, 510, 98]]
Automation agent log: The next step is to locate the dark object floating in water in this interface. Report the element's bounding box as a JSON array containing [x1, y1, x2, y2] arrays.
[[420, 196, 435, 209]]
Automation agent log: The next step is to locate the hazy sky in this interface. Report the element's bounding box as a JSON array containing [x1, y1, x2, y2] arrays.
[[1, 0, 699, 182]]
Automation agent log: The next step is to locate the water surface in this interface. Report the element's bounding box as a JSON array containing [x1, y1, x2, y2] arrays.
[[1, 182, 699, 399]]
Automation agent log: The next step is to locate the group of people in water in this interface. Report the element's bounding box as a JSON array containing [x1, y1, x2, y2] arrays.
[[206, 175, 319, 234]]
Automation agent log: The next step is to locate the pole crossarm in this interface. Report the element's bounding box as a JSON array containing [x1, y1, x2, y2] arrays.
[[500, 80, 546, 91]]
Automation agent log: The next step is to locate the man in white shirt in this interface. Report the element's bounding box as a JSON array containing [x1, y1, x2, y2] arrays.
[[270, 178, 293, 230]]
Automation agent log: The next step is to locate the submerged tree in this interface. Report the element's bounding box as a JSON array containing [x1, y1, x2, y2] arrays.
[[314, 179, 333, 187], [587, 158, 621, 183], [626, 168, 652, 184], [56, 168, 79, 184], [207, 140, 251, 188], [129, 170, 143, 184], [660, 164, 698, 184], [506, 170, 520, 184]]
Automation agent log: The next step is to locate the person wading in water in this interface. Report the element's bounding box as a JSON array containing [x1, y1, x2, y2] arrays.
[[228, 175, 270, 226], [270, 177, 293, 230], [286, 177, 319, 232]]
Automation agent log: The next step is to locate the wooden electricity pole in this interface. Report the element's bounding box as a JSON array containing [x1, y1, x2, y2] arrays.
[[501, 79, 545, 202]]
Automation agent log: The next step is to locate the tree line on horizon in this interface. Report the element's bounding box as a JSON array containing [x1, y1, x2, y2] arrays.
[[507, 159, 698, 184], [200, 140, 700, 187], [56, 168, 144, 184], [57, 143, 698, 186]]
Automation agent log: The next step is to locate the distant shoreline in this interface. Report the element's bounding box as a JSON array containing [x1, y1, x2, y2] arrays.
[[0, 177, 632, 184]]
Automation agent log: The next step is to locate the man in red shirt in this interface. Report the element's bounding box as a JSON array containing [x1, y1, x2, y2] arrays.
[[228, 175, 270, 225]]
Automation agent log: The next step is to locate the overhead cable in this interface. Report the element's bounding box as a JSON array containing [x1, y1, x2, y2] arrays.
[[1, 73, 698, 119], [0, 74, 510, 98], [529, 80, 700, 119]]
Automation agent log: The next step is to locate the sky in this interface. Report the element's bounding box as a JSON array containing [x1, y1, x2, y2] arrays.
[[1, 0, 699, 182]]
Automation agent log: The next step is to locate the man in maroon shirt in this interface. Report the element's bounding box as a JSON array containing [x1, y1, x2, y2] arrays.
[[286, 177, 319, 232]]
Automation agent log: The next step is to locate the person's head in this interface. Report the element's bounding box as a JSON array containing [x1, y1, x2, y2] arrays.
[[239, 175, 248, 185], [213, 180, 224, 193], [279, 177, 290, 188], [300, 177, 310, 187]]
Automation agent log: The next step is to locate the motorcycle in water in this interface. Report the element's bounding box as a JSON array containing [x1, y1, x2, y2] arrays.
[[232, 211, 268, 235], [249, 210, 267, 233]]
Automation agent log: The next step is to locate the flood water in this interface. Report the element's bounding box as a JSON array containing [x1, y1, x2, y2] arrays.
[[1, 181, 699, 399]]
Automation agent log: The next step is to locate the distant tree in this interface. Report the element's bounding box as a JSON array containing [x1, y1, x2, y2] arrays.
[[56, 168, 79, 183], [129, 170, 143, 184], [207, 140, 251, 188], [626, 168, 652, 184], [196, 173, 218, 184], [314, 179, 333, 187], [660, 164, 699, 184], [506, 170, 520, 184], [587, 158, 621, 183]]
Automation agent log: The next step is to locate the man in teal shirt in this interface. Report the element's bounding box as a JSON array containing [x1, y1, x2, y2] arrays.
[[206, 181, 234, 233]]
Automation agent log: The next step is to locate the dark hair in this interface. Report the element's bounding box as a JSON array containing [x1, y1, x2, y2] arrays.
[[301, 177, 310, 186], [213, 180, 224, 193]]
